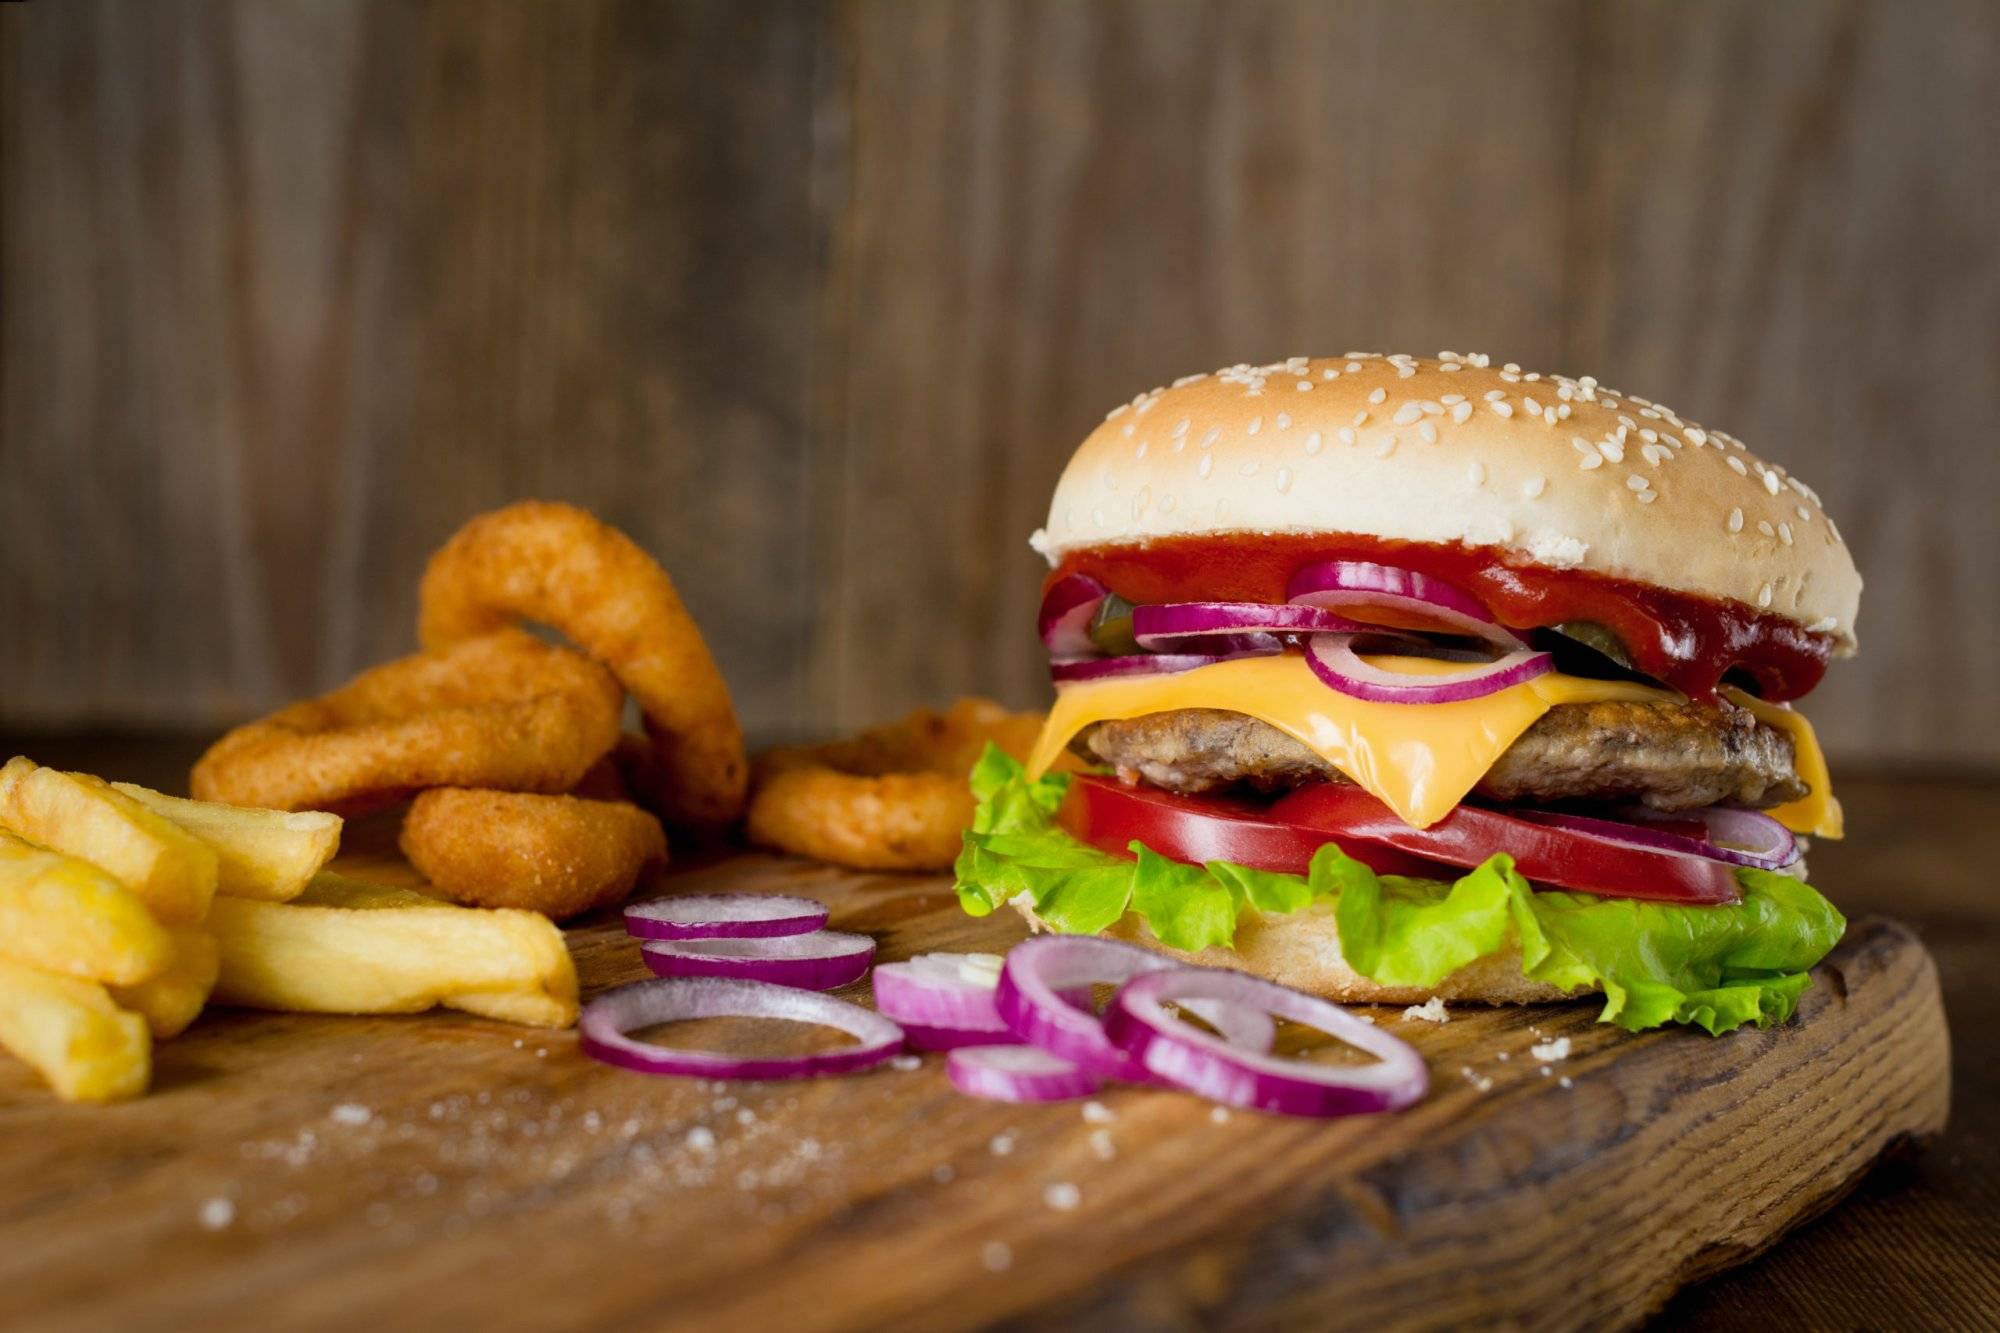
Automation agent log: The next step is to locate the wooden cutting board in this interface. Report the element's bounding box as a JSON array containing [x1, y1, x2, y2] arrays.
[[0, 835, 1950, 1333]]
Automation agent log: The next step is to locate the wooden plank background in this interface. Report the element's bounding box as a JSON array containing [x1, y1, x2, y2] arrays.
[[3, 0, 1996, 765]]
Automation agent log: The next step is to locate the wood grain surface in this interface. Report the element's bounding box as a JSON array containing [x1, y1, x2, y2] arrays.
[[0, 732, 1981, 1332], [0, 834, 1951, 1333], [4, 1, 1998, 766]]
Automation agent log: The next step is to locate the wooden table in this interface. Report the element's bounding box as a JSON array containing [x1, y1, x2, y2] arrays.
[[1, 734, 1993, 1330]]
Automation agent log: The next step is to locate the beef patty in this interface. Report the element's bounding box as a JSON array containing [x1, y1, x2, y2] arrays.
[[1074, 700, 1807, 811]]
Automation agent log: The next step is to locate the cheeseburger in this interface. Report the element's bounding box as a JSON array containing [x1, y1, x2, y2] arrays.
[[956, 353, 1853, 1033]]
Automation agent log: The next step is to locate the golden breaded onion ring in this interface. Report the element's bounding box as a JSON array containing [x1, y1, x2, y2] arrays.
[[191, 629, 620, 816], [417, 502, 747, 831], [747, 698, 1044, 872], [400, 789, 667, 921]]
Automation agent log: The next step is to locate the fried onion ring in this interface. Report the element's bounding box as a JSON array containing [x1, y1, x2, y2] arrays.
[[190, 629, 621, 816], [400, 789, 667, 921], [417, 502, 747, 831], [746, 698, 1044, 872]]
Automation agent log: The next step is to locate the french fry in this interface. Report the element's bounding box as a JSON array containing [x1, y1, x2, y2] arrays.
[[209, 873, 579, 1028], [110, 782, 341, 902], [0, 830, 173, 985], [0, 959, 151, 1102], [108, 927, 219, 1039], [0, 758, 217, 924]]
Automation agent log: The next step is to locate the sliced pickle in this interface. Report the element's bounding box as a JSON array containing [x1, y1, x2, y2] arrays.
[[1548, 620, 1633, 668], [1088, 593, 1141, 656]]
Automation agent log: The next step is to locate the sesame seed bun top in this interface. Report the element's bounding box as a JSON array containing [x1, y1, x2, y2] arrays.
[[1033, 353, 1861, 652]]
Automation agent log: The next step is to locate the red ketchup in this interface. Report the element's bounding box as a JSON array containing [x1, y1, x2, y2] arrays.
[[1048, 534, 1831, 703]]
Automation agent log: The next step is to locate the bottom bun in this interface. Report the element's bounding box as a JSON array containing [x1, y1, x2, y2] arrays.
[[1009, 898, 1589, 1007]]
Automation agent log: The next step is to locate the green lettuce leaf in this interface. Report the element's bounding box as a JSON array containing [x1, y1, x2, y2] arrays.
[[953, 746, 1846, 1034]]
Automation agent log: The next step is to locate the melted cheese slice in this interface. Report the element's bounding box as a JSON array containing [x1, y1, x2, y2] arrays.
[[1031, 656, 1844, 837], [1721, 687, 1842, 839], [1028, 654, 1673, 830]]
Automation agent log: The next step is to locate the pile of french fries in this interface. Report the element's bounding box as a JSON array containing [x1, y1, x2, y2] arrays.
[[0, 756, 579, 1103]]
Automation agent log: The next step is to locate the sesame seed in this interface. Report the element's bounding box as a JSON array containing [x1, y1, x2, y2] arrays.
[[1524, 397, 1543, 416], [1376, 436, 1398, 458], [1391, 402, 1422, 426], [1323, 367, 1339, 380], [1200, 427, 1220, 449], [1247, 416, 1263, 436], [1728, 508, 1744, 533], [1599, 440, 1624, 463], [1641, 444, 1666, 467], [1639, 428, 1658, 443], [1106, 404, 1129, 420], [1121, 423, 1135, 438], [1397, 365, 1415, 378], [1090, 507, 1106, 526], [1305, 430, 1324, 455], [1484, 389, 1506, 401], [1045, 1182, 1081, 1211], [1134, 440, 1148, 460], [1171, 418, 1189, 437], [1685, 427, 1707, 446], [199, 1198, 235, 1230], [1440, 394, 1466, 406], [1543, 406, 1560, 425], [1727, 455, 1748, 476], [1779, 523, 1793, 545], [1763, 470, 1781, 495], [1336, 426, 1356, 446], [1467, 461, 1486, 486], [1523, 475, 1547, 499], [1440, 362, 1462, 372], [1796, 506, 1812, 522], [1418, 421, 1439, 445], [1758, 583, 1774, 607], [1635, 489, 1657, 504], [1578, 453, 1604, 470], [1627, 474, 1649, 491], [1346, 361, 1363, 373], [1490, 401, 1514, 418], [1275, 466, 1294, 494], [1451, 401, 1473, 424], [1758, 520, 1775, 537], [1353, 411, 1369, 427], [1421, 400, 1444, 416], [1197, 455, 1213, 479], [1368, 387, 1387, 405], [1239, 460, 1260, 477]]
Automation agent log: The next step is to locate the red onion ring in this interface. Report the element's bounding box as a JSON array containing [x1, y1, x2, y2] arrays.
[[1306, 633, 1553, 703], [579, 977, 904, 1080], [1287, 560, 1524, 650], [1038, 574, 1109, 659], [995, 936, 1274, 1081], [1521, 806, 1800, 872], [1051, 649, 1273, 686], [623, 893, 830, 940], [640, 931, 876, 990], [948, 1044, 1102, 1103], [1131, 601, 1365, 652], [1105, 968, 1428, 1117], [871, 952, 1010, 1028]]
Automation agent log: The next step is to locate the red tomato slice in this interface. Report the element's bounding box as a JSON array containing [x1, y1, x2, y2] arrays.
[[1271, 784, 1741, 905], [1057, 776, 1741, 905], [1057, 776, 1454, 881]]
